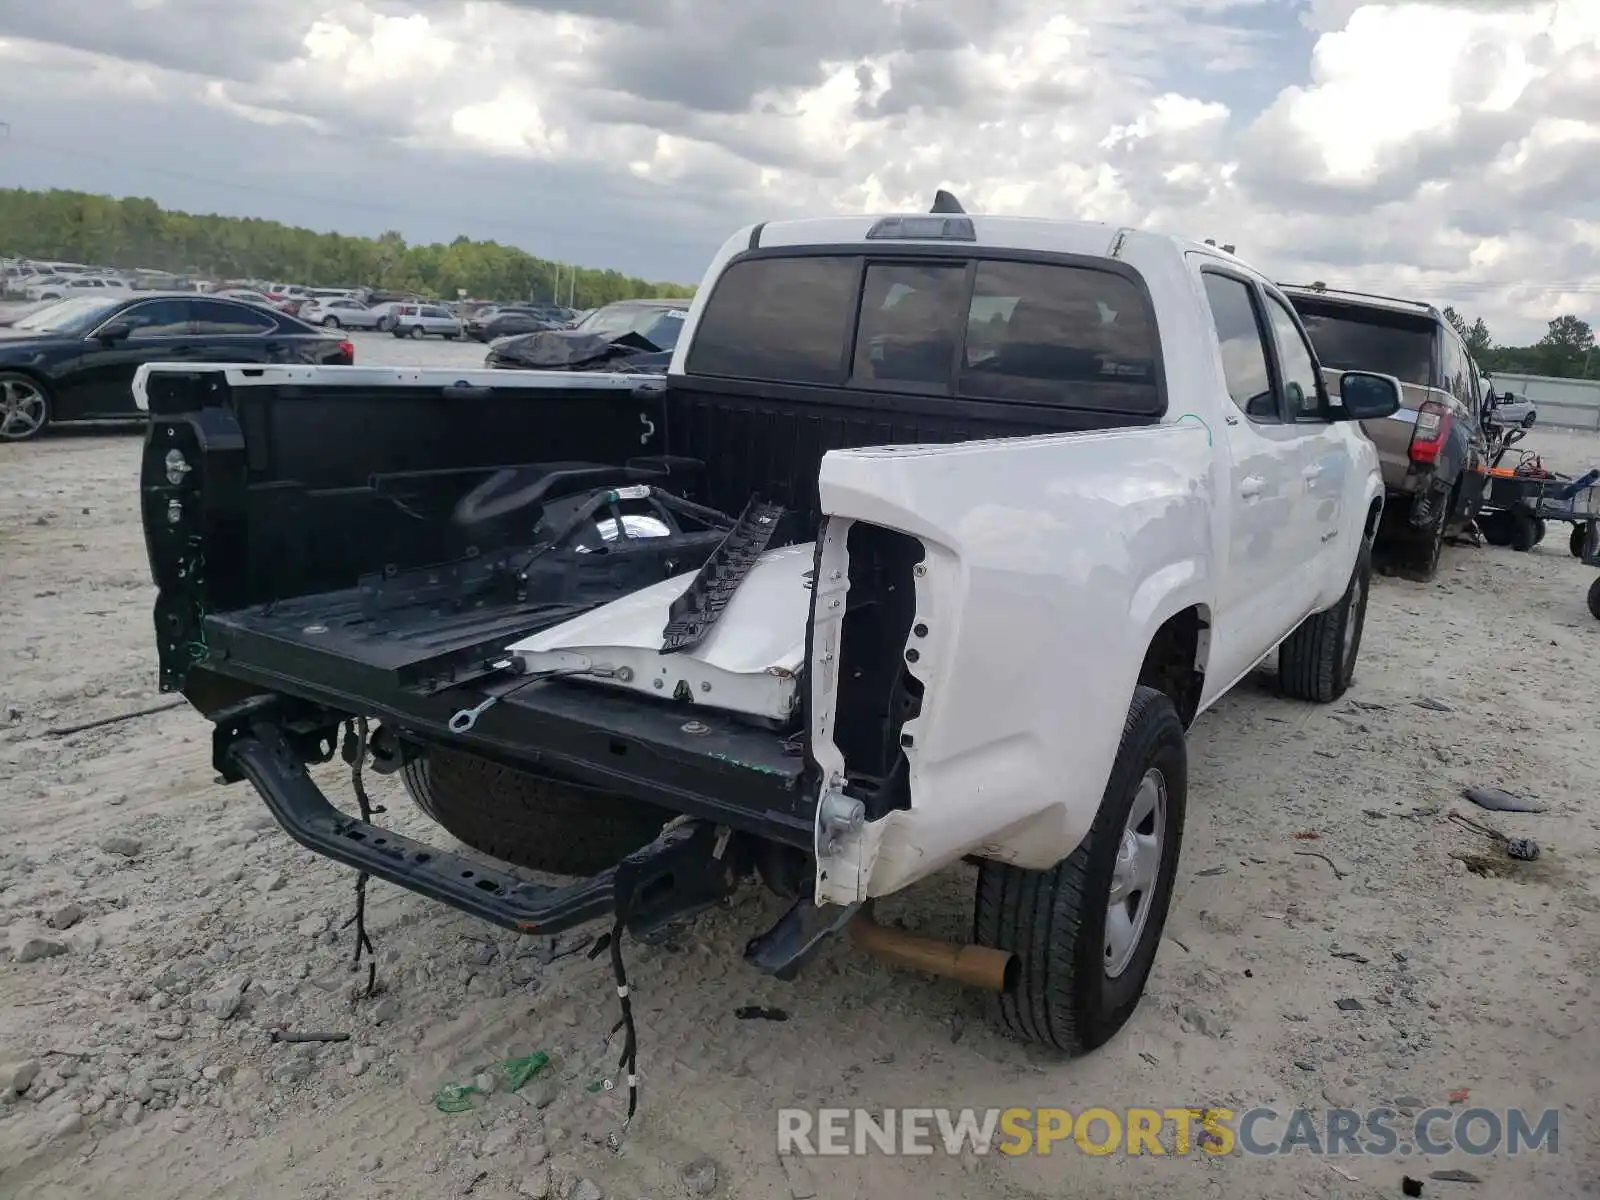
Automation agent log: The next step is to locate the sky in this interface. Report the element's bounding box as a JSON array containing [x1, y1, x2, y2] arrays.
[[0, 0, 1595, 343]]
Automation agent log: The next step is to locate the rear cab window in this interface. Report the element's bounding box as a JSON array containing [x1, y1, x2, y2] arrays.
[[685, 251, 1163, 415]]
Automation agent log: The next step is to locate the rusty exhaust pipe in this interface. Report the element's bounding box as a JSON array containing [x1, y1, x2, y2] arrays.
[[847, 910, 1018, 993]]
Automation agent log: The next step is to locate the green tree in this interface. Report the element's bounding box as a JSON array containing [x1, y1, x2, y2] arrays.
[[1536, 314, 1594, 377], [1444, 305, 1494, 358], [0, 187, 696, 309]]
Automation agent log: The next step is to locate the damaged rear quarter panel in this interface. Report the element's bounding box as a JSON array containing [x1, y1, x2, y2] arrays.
[[811, 422, 1216, 903]]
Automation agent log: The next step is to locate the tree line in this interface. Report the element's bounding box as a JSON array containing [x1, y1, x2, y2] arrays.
[[1444, 306, 1596, 381], [0, 188, 696, 308]]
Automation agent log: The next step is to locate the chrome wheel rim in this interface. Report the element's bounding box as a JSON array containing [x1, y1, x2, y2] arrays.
[[1105, 768, 1165, 979], [0, 378, 47, 440]]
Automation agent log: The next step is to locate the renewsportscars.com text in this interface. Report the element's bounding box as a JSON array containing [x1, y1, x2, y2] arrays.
[[776, 1106, 1559, 1158]]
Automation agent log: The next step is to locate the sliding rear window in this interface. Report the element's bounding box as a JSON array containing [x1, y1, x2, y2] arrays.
[[685, 252, 1162, 414]]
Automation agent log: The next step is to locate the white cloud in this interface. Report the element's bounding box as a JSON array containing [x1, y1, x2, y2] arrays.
[[0, 0, 1595, 342]]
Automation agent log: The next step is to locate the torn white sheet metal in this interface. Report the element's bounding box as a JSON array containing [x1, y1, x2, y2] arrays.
[[506, 542, 816, 721]]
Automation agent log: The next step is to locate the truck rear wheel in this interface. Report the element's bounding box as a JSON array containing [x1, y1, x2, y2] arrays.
[[973, 686, 1186, 1055], [1278, 537, 1371, 703], [401, 747, 672, 877]]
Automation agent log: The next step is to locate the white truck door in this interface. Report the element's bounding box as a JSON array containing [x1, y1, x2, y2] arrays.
[[1197, 268, 1308, 688], [1260, 291, 1351, 606]]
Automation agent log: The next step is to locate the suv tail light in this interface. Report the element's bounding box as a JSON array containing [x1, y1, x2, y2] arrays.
[[337, 339, 355, 364], [1409, 399, 1452, 464]]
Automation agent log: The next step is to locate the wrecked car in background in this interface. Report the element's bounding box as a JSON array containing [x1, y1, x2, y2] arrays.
[[132, 199, 1397, 1072], [1282, 284, 1490, 580], [485, 299, 689, 372]]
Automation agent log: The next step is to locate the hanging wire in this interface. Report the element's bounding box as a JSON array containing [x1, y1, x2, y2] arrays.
[[588, 919, 640, 1133], [341, 716, 380, 999]]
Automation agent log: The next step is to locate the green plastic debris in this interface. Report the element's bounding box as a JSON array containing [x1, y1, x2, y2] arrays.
[[432, 1083, 480, 1113], [431, 1052, 551, 1113], [499, 1052, 549, 1093]]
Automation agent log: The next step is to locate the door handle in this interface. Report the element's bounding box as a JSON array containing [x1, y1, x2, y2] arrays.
[[1302, 464, 1324, 481], [1240, 476, 1265, 499]]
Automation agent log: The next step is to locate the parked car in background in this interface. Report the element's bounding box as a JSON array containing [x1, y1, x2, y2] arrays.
[[300, 297, 391, 330], [212, 287, 297, 315], [1282, 284, 1488, 579], [390, 303, 462, 339], [574, 298, 688, 346], [465, 306, 567, 341], [0, 293, 353, 442], [26, 275, 132, 302], [484, 297, 690, 371]]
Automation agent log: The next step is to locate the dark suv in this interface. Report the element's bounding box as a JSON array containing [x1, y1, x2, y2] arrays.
[[1281, 284, 1488, 579]]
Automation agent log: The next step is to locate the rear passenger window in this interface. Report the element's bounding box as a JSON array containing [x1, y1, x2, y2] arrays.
[[687, 256, 857, 383], [192, 300, 276, 335], [958, 261, 1160, 411], [852, 263, 966, 389], [1202, 274, 1277, 422]]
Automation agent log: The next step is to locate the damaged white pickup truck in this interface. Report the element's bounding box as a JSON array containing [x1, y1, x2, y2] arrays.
[[135, 196, 1400, 1065]]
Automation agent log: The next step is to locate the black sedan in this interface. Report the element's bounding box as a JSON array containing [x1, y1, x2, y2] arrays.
[[0, 293, 354, 442], [465, 307, 569, 342]]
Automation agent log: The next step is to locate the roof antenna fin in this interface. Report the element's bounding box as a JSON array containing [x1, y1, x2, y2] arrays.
[[930, 189, 965, 215]]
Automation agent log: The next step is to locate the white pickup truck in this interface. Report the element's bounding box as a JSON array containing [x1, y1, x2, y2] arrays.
[[134, 198, 1400, 1060]]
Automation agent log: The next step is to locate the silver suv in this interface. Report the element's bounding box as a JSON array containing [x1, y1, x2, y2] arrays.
[[390, 304, 462, 340]]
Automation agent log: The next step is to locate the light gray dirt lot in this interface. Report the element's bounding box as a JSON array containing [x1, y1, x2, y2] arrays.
[[2, 354, 1598, 1199]]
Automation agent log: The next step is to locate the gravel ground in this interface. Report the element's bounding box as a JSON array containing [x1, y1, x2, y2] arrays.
[[1, 392, 1598, 1199]]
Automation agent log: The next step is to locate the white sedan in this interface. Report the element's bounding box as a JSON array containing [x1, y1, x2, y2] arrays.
[[300, 297, 393, 330], [25, 276, 131, 302]]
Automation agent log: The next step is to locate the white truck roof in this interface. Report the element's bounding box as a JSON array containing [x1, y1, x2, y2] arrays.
[[748, 212, 1241, 265]]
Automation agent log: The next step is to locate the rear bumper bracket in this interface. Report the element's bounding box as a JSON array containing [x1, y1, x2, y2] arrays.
[[219, 714, 738, 937]]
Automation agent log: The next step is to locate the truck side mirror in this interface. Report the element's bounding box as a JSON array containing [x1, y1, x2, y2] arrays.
[[1332, 371, 1401, 421]]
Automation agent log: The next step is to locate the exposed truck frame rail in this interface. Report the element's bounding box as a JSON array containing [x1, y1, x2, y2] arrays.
[[218, 702, 744, 937]]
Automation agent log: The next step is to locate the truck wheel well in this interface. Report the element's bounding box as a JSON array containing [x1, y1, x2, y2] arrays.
[[1364, 497, 1383, 542], [1137, 606, 1208, 728]]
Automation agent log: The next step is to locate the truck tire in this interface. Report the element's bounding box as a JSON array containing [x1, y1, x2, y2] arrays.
[[1589, 576, 1600, 621], [1573, 523, 1591, 559], [1278, 538, 1371, 703], [1510, 515, 1539, 552], [401, 747, 672, 877], [973, 686, 1186, 1055]]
